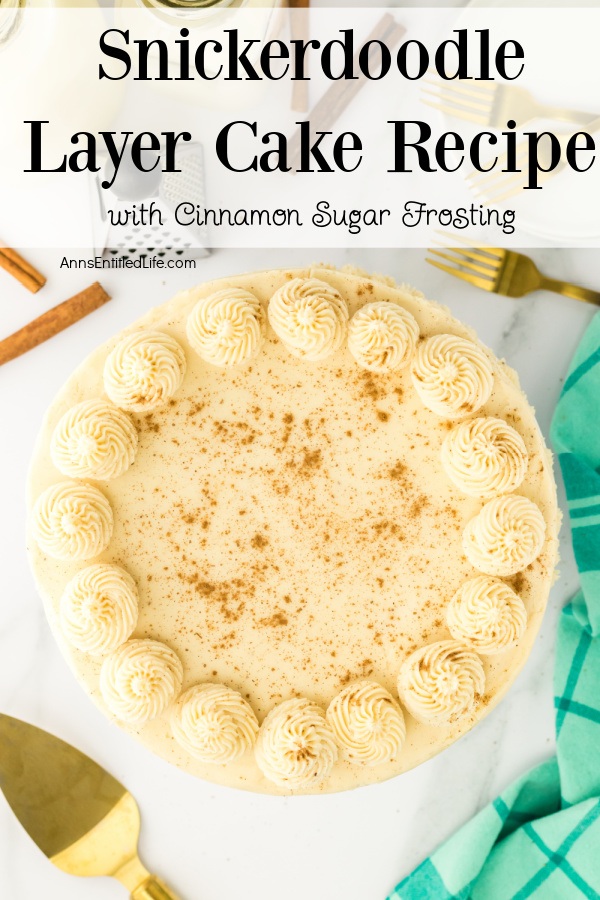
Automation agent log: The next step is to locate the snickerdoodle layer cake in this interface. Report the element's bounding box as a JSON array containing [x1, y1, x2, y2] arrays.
[[27, 265, 559, 794]]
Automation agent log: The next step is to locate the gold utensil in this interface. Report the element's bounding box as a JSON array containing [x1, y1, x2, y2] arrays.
[[427, 239, 600, 306], [422, 77, 598, 130], [468, 115, 600, 203], [0, 713, 180, 899]]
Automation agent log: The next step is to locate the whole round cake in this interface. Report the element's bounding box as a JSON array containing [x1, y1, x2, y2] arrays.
[[27, 265, 559, 794]]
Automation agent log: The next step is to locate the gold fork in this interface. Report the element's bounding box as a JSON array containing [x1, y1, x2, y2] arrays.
[[427, 239, 600, 306], [421, 78, 598, 129]]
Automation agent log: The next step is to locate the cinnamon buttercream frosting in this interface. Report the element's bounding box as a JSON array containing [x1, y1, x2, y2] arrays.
[[100, 638, 183, 724], [326, 680, 406, 766], [447, 576, 527, 654], [441, 417, 528, 499], [104, 331, 186, 412], [28, 264, 560, 795], [268, 278, 348, 361], [187, 289, 266, 367], [171, 683, 259, 763], [30, 481, 113, 561], [398, 640, 485, 726], [463, 495, 546, 576], [50, 400, 138, 481], [60, 564, 138, 655], [347, 301, 419, 373], [411, 334, 493, 418], [254, 698, 338, 789]]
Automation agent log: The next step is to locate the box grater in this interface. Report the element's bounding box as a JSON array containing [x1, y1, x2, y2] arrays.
[[89, 142, 210, 260]]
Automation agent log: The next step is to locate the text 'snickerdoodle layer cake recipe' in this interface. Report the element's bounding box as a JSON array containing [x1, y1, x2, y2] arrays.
[[27, 266, 559, 794]]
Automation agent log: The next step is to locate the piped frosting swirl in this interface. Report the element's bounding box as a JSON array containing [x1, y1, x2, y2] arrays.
[[100, 639, 183, 724], [254, 698, 338, 789], [347, 301, 419, 373], [31, 481, 113, 561], [187, 289, 266, 367], [50, 400, 138, 481], [398, 640, 485, 726], [441, 417, 528, 499], [326, 680, 406, 766], [171, 683, 259, 763], [411, 334, 493, 418], [104, 331, 186, 412], [60, 564, 138, 655], [268, 278, 348, 361], [463, 495, 546, 576], [447, 576, 527, 654]]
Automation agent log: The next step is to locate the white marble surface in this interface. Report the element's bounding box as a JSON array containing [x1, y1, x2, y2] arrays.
[[0, 246, 598, 900]]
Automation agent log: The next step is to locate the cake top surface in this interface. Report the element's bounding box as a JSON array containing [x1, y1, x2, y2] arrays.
[[27, 265, 559, 794]]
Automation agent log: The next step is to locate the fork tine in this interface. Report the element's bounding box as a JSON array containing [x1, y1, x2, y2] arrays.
[[420, 99, 489, 127], [430, 242, 504, 269], [422, 79, 495, 105], [423, 77, 498, 94], [478, 173, 559, 205], [428, 248, 500, 278], [434, 231, 505, 261], [473, 173, 529, 203], [421, 86, 492, 114], [426, 258, 497, 292]]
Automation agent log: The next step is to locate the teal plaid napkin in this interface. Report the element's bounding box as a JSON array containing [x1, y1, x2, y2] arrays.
[[388, 313, 600, 900]]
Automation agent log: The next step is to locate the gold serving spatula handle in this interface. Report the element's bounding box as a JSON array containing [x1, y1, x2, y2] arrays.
[[131, 874, 181, 900], [115, 854, 181, 900]]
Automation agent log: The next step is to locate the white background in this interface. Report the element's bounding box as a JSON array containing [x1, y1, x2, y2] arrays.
[[0, 244, 598, 899]]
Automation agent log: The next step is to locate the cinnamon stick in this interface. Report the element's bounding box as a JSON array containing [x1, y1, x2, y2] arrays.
[[289, 0, 310, 113], [288, 14, 406, 170], [0, 247, 46, 293], [0, 282, 111, 366]]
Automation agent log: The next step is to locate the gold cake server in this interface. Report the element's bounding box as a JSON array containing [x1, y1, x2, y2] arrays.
[[0, 713, 180, 898]]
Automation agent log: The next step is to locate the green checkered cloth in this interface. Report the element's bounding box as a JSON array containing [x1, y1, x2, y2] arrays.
[[388, 313, 600, 900]]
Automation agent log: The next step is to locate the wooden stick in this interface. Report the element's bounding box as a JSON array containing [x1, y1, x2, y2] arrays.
[[287, 14, 406, 170], [0, 282, 111, 366], [0, 247, 46, 293], [289, 0, 310, 113]]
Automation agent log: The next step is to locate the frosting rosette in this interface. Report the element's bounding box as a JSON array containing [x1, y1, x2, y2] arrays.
[[186, 289, 266, 367], [100, 639, 183, 724], [398, 640, 485, 726], [463, 495, 546, 576], [268, 278, 348, 361], [347, 301, 419, 373], [104, 331, 186, 412], [30, 481, 113, 561], [254, 698, 338, 789], [411, 334, 493, 418], [441, 417, 528, 499], [50, 400, 138, 481], [447, 576, 527, 654], [59, 564, 138, 655], [171, 683, 259, 763], [326, 680, 406, 766]]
